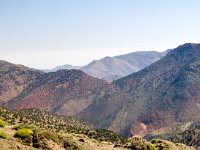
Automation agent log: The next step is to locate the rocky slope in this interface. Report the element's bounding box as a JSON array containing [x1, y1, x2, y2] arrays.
[[0, 60, 43, 104], [145, 121, 200, 149], [5, 69, 108, 116], [78, 43, 200, 137]]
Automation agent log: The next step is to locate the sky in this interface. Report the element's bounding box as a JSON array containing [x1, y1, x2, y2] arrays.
[[0, 0, 200, 69]]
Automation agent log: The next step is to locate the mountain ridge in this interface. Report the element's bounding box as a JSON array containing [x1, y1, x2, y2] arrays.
[[78, 43, 200, 136], [1, 43, 200, 139], [4, 69, 109, 117], [46, 50, 169, 80]]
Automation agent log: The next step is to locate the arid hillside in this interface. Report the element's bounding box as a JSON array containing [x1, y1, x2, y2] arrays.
[[0, 60, 43, 104], [78, 43, 200, 137], [5, 69, 108, 116]]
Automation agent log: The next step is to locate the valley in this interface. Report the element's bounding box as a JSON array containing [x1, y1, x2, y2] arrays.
[[1, 43, 200, 149]]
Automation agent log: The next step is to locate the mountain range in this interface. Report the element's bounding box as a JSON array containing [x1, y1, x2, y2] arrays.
[[45, 50, 169, 80], [1, 43, 200, 140], [78, 43, 200, 136]]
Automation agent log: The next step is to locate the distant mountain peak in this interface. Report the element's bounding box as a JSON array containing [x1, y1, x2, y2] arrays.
[[45, 50, 170, 80], [43, 64, 82, 73], [80, 50, 169, 80]]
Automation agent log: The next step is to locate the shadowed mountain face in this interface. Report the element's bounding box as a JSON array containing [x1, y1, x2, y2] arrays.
[[6, 69, 108, 116], [78, 43, 200, 136], [0, 60, 43, 104], [145, 121, 200, 148]]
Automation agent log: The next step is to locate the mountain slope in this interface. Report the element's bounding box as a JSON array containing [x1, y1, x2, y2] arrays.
[[145, 121, 200, 149], [6, 69, 108, 116], [0, 60, 43, 104], [81, 51, 167, 80], [48, 51, 168, 80], [0, 107, 127, 150], [78, 43, 200, 136], [1, 107, 195, 150]]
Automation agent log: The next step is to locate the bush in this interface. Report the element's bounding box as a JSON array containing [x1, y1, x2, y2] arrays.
[[0, 119, 6, 127], [37, 130, 63, 143], [32, 129, 63, 149], [12, 124, 36, 131], [63, 139, 79, 150], [31, 129, 79, 149], [0, 131, 9, 139], [15, 128, 33, 138], [146, 142, 156, 150], [151, 139, 177, 150], [125, 137, 156, 150], [87, 129, 126, 143]]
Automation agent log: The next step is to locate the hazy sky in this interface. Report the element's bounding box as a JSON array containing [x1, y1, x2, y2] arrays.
[[0, 0, 200, 69]]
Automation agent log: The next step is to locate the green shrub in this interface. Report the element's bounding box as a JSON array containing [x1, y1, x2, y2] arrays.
[[32, 129, 78, 149], [0, 119, 6, 127], [12, 124, 36, 131], [87, 129, 126, 143], [15, 128, 33, 138], [146, 142, 156, 150], [63, 139, 79, 150], [32, 129, 63, 149], [0, 131, 9, 139], [126, 141, 156, 150], [37, 130, 63, 143], [125, 137, 156, 150], [151, 139, 177, 150]]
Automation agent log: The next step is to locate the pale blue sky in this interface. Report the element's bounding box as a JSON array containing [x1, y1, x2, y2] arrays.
[[0, 0, 200, 69]]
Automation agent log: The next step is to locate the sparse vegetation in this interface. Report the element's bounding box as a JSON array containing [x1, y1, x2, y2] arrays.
[[0, 107, 196, 150], [0, 107, 126, 149], [63, 139, 79, 150], [27, 129, 79, 149], [0, 118, 6, 127], [31, 129, 62, 149], [145, 121, 200, 149], [121, 136, 195, 150], [151, 139, 177, 150], [0, 107, 126, 144], [0, 131, 9, 139], [87, 128, 126, 143], [12, 124, 37, 131], [35, 129, 63, 143], [124, 137, 156, 150]]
